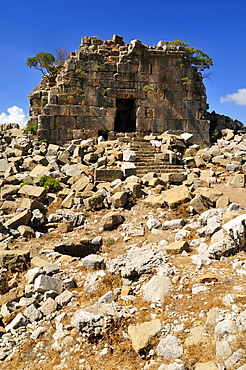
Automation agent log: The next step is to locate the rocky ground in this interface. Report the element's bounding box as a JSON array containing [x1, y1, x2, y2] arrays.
[[1, 125, 246, 369]]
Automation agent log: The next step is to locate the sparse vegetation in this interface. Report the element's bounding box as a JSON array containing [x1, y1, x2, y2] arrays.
[[40, 97, 48, 106], [37, 175, 60, 192], [23, 124, 38, 135], [181, 77, 192, 86]]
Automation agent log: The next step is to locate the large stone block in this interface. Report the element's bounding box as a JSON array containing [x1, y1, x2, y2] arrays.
[[94, 168, 123, 182], [0, 250, 30, 271], [4, 210, 32, 230]]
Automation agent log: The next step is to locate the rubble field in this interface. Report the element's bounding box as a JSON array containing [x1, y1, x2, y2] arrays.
[[1, 125, 246, 369]]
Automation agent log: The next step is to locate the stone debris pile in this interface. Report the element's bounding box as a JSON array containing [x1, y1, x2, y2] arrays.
[[1, 124, 246, 368]]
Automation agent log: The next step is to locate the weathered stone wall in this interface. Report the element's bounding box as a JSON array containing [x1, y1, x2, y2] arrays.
[[27, 35, 210, 145]]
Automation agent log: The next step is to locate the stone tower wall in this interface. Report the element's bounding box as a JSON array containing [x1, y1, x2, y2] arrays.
[[27, 35, 210, 145]]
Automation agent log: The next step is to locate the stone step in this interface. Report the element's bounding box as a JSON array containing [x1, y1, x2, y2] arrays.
[[135, 169, 183, 176]]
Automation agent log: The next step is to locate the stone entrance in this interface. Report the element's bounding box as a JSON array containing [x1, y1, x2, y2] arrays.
[[114, 99, 136, 133]]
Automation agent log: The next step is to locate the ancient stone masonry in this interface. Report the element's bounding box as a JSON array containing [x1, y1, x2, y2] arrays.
[[27, 34, 210, 144]]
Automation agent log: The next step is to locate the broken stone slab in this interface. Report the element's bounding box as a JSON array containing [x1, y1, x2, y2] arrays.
[[0, 250, 30, 271], [5, 313, 28, 332], [160, 173, 187, 183], [190, 195, 209, 214], [55, 290, 73, 306], [128, 319, 161, 353], [141, 275, 173, 303], [162, 219, 185, 230], [4, 209, 31, 230], [165, 241, 189, 255], [28, 164, 50, 178], [101, 211, 124, 230], [34, 275, 63, 294], [0, 158, 8, 174], [71, 175, 90, 192], [61, 191, 76, 209], [20, 198, 46, 212], [18, 184, 46, 202]]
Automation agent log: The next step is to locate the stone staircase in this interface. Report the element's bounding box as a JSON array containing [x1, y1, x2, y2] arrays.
[[130, 139, 185, 177]]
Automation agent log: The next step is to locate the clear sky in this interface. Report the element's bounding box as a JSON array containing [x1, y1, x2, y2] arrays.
[[1, 0, 246, 126]]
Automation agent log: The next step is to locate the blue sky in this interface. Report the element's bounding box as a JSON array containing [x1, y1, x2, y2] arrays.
[[1, 0, 246, 126]]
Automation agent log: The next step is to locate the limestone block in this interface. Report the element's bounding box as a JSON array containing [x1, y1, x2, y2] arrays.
[[162, 219, 185, 230], [34, 275, 63, 294], [123, 150, 136, 162], [19, 184, 46, 202], [161, 185, 191, 208], [82, 255, 105, 270], [142, 275, 172, 303], [111, 191, 128, 208], [101, 211, 123, 230], [55, 290, 73, 306], [29, 164, 50, 178], [121, 162, 136, 177], [83, 193, 104, 209], [71, 175, 90, 192], [223, 213, 246, 247], [20, 198, 45, 212], [156, 335, 183, 360], [231, 174, 246, 188], [39, 297, 58, 316], [24, 304, 42, 322], [17, 225, 35, 237], [0, 158, 8, 174], [62, 191, 76, 209], [128, 319, 161, 353], [165, 241, 189, 254], [1, 200, 17, 214], [160, 173, 187, 183], [5, 313, 27, 332], [4, 210, 32, 230]]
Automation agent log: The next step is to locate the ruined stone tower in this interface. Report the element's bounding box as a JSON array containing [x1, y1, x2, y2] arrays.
[[27, 35, 210, 144]]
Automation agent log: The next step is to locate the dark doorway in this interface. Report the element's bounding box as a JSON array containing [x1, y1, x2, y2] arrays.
[[114, 99, 136, 132]]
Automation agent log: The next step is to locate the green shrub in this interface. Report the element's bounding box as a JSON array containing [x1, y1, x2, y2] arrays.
[[40, 97, 48, 106], [24, 124, 38, 135], [142, 85, 155, 93], [37, 175, 60, 192], [75, 68, 85, 76]]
